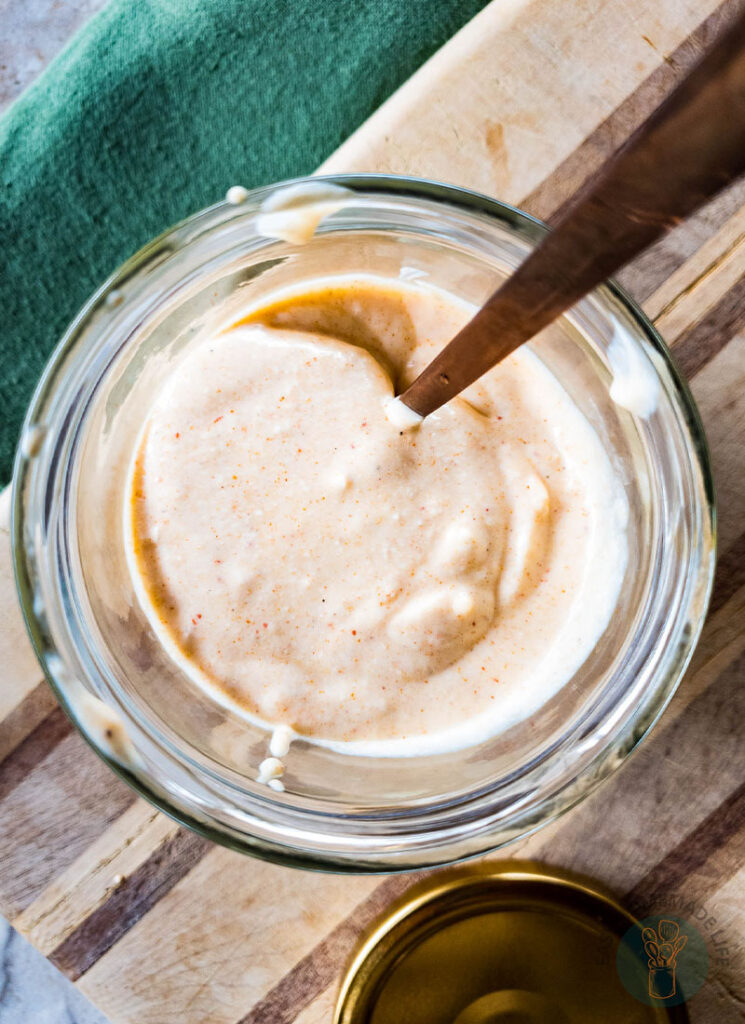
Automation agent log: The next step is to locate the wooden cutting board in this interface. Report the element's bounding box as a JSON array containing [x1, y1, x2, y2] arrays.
[[2, 0, 745, 1021]]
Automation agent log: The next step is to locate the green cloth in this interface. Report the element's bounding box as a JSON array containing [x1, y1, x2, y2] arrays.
[[0, 0, 488, 484]]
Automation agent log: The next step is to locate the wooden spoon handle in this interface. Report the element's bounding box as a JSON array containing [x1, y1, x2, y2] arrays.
[[400, 9, 745, 417]]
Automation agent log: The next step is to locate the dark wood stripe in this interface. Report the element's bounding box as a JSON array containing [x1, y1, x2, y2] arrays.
[[0, 680, 57, 764], [50, 828, 211, 981], [524, 0, 745, 308], [624, 777, 745, 916], [0, 704, 72, 804], [237, 872, 426, 1024], [524, 0, 745, 226], [670, 271, 745, 379], [710, 532, 745, 615]]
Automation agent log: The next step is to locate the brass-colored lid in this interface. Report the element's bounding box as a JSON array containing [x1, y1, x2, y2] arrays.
[[335, 863, 689, 1024]]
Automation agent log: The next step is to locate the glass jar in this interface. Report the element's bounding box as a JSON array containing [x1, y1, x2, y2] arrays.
[[12, 175, 715, 871]]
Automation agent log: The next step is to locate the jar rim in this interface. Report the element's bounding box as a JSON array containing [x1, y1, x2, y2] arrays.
[[11, 173, 716, 870]]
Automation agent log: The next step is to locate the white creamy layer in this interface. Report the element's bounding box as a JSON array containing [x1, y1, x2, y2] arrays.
[[126, 275, 628, 757]]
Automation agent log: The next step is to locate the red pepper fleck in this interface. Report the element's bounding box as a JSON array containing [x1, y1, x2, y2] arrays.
[[263, 622, 268, 628], [175, 432, 180, 438], [351, 629, 357, 635], [214, 416, 223, 424]]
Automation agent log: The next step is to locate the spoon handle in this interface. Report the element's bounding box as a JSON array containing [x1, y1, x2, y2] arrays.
[[400, 9, 745, 417]]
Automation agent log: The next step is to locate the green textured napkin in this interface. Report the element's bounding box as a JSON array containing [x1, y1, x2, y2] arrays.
[[0, 0, 487, 484]]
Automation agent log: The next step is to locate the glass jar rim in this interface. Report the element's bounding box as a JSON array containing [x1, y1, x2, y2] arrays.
[[12, 173, 716, 870]]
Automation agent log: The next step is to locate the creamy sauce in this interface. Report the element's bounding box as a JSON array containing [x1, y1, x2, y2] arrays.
[[254, 182, 351, 244], [126, 275, 628, 756]]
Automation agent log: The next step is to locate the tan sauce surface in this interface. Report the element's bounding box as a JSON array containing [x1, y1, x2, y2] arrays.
[[127, 276, 627, 755]]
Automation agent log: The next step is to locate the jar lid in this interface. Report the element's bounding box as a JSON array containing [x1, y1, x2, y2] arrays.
[[334, 863, 689, 1023]]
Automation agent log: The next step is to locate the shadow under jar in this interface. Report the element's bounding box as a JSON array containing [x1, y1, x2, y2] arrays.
[[12, 175, 715, 871]]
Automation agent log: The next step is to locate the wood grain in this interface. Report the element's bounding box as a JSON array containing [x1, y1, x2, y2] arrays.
[[2, 1, 745, 1022], [0, 681, 58, 765], [13, 801, 181, 956], [400, 7, 745, 416], [320, 0, 725, 202], [524, 0, 745, 223], [50, 828, 212, 980], [79, 851, 381, 1024], [0, 705, 72, 804]]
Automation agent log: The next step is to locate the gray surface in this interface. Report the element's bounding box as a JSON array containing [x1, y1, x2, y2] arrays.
[[0, 0, 109, 113], [0, 920, 108, 1024], [1, 5, 111, 1020]]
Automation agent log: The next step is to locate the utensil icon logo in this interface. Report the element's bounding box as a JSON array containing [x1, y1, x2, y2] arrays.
[[641, 920, 688, 999], [617, 914, 709, 1007]]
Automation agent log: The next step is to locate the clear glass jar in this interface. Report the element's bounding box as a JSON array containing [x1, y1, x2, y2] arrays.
[[12, 175, 715, 871]]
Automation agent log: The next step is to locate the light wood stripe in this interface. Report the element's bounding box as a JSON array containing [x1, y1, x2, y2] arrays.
[[13, 800, 181, 956], [78, 850, 382, 1024], [684, 585, 745, 699], [672, 275, 745, 379], [236, 873, 426, 1024], [644, 195, 745, 387], [678, 850, 745, 948], [688, 334, 745, 554], [523, 0, 745, 223], [618, 178, 745, 305], [645, 200, 745, 323], [319, 0, 723, 204], [686, 867, 745, 1024], [51, 828, 211, 980]]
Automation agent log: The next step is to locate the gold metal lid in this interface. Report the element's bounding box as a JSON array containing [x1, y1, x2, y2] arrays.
[[335, 862, 690, 1024]]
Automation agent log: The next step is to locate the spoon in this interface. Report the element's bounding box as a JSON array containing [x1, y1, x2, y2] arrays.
[[399, 9, 745, 418]]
